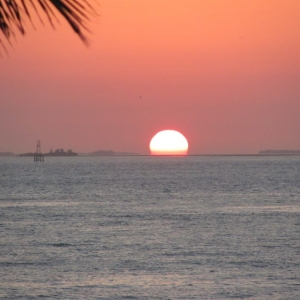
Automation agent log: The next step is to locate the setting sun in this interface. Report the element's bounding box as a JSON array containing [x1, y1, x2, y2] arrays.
[[150, 130, 188, 155]]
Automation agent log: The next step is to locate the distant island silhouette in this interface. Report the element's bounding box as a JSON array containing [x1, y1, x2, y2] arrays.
[[259, 150, 300, 155], [89, 150, 139, 156], [20, 149, 78, 157], [17, 149, 140, 157], [90, 150, 115, 156]]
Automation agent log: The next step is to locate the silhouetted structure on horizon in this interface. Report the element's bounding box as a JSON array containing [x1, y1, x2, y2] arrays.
[[44, 149, 77, 156], [20, 146, 78, 158], [34, 141, 44, 162]]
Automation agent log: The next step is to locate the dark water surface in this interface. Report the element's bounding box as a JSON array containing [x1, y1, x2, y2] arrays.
[[1, 156, 300, 299]]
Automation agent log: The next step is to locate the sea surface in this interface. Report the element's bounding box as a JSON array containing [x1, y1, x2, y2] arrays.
[[1, 156, 300, 299]]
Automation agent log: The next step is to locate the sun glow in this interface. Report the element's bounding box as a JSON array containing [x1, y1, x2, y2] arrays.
[[150, 130, 188, 155]]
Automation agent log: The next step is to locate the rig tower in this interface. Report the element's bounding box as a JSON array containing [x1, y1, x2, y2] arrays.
[[34, 140, 44, 162]]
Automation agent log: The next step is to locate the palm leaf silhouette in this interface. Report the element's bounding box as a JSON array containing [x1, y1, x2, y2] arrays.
[[0, 0, 96, 54]]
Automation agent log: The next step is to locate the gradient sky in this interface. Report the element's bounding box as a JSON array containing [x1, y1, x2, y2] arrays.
[[1, 0, 300, 154]]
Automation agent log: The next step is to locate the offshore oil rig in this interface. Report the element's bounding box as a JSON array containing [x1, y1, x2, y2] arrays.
[[34, 140, 44, 162]]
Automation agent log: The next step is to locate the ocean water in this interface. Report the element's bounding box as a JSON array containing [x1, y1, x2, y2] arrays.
[[1, 156, 300, 299]]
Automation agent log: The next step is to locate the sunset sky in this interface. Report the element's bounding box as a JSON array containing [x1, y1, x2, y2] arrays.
[[1, 0, 300, 154]]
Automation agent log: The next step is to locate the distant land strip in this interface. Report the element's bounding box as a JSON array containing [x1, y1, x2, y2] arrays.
[[19, 149, 78, 157], [259, 150, 300, 154], [1, 150, 300, 157], [89, 150, 139, 156], [0, 149, 140, 157]]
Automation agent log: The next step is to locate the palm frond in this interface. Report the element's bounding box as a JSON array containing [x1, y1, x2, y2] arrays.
[[0, 0, 96, 54]]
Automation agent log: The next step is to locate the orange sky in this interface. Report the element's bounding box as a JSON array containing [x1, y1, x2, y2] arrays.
[[1, 0, 300, 154]]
